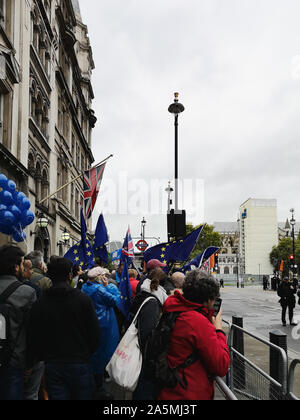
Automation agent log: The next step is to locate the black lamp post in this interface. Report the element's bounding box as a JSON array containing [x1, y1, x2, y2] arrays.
[[168, 93, 185, 214], [141, 218, 146, 242], [290, 208, 296, 278]]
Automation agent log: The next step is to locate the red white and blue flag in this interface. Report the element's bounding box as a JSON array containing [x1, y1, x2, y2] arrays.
[[121, 226, 134, 264], [83, 163, 106, 219]]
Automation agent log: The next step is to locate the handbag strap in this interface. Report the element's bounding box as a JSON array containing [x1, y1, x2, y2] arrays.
[[131, 297, 156, 326], [0, 281, 23, 304]]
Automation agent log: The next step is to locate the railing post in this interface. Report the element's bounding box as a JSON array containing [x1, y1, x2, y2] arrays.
[[269, 330, 288, 400], [232, 316, 245, 390]]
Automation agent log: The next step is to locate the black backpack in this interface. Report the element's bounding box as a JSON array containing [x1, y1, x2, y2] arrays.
[[0, 281, 22, 368], [143, 311, 199, 393]]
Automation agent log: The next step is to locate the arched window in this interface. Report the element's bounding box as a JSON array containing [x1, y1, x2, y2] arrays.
[[224, 267, 230, 275], [41, 168, 49, 207], [35, 162, 42, 202], [28, 152, 35, 176]]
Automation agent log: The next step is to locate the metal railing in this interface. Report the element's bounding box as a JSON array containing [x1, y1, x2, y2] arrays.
[[215, 377, 238, 400], [216, 317, 300, 401], [228, 324, 288, 400], [287, 359, 300, 400]]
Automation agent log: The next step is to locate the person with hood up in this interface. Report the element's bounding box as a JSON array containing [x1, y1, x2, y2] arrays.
[[158, 269, 230, 401], [82, 266, 121, 396]]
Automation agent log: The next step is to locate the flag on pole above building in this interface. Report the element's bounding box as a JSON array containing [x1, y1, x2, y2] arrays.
[[83, 163, 106, 219]]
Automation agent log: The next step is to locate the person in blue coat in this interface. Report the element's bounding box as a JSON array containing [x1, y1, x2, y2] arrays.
[[82, 267, 121, 396]]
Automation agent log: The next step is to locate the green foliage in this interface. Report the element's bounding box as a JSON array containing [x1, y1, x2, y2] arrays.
[[186, 223, 222, 261], [270, 237, 300, 276]]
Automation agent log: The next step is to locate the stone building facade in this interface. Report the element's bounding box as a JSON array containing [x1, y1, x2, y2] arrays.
[[213, 222, 239, 277], [0, 0, 97, 260]]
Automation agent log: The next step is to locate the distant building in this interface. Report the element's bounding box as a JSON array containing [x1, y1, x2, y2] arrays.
[[213, 222, 239, 277], [239, 199, 278, 276]]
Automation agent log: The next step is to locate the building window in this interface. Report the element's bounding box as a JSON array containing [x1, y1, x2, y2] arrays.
[[35, 162, 42, 202], [224, 267, 230, 275]]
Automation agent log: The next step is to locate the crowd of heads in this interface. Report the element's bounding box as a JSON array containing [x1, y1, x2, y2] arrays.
[[0, 244, 222, 307]]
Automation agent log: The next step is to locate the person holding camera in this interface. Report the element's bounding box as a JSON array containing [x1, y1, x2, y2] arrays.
[[277, 277, 298, 327], [158, 270, 230, 401]]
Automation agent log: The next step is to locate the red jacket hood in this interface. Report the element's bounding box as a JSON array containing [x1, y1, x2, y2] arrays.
[[163, 291, 215, 320]]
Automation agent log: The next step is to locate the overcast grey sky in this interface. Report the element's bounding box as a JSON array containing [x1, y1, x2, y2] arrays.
[[80, 0, 300, 243]]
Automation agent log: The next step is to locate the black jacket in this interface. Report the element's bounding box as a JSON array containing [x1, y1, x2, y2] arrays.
[[129, 291, 162, 354], [277, 281, 297, 307], [27, 283, 101, 366]]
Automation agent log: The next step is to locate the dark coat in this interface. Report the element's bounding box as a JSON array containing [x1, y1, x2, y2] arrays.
[[129, 291, 162, 353], [278, 281, 297, 308], [27, 283, 101, 367]]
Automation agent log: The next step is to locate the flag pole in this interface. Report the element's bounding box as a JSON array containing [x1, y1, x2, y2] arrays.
[[39, 154, 113, 205]]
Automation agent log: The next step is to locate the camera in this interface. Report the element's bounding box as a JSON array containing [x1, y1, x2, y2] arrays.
[[213, 298, 222, 318]]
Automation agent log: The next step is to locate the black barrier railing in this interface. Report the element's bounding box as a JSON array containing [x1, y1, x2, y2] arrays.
[[287, 359, 300, 401], [224, 319, 290, 400]]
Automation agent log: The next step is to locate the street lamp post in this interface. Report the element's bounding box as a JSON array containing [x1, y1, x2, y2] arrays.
[[141, 218, 146, 242], [290, 208, 296, 278], [168, 93, 185, 214]]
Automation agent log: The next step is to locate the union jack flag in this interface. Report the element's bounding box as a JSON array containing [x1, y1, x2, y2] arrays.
[[83, 163, 106, 219], [121, 226, 134, 264]]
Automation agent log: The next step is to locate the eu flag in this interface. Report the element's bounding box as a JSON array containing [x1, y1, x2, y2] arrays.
[[144, 226, 205, 266], [117, 260, 132, 318], [181, 247, 220, 273], [64, 209, 95, 270], [93, 213, 109, 264]]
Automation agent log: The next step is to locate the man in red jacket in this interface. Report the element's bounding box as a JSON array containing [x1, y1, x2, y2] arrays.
[[159, 270, 230, 401]]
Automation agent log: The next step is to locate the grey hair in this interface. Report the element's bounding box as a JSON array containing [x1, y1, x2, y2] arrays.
[[171, 272, 186, 289], [25, 251, 44, 269]]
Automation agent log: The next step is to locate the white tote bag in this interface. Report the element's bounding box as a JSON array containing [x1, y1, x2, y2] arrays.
[[106, 297, 155, 392]]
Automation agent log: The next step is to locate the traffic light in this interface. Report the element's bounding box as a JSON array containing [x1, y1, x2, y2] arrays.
[[289, 255, 295, 267], [214, 253, 219, 270]]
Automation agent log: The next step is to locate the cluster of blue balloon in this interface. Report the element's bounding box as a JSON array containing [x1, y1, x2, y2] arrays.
[[0, 174, 35, 243]]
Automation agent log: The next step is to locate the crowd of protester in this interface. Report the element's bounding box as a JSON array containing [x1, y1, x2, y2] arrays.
[[0, 244, 230, 401]]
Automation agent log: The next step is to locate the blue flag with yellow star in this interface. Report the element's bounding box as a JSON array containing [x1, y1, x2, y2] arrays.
[[117, 260, 132, 318], [181, 246, 220, 274], [93, 213, 109, 264], [144, 226, 205, 267], [64, 209, 95, 270]]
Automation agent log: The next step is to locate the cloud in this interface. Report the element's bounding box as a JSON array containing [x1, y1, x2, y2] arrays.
[[80, 0, 300, 240]]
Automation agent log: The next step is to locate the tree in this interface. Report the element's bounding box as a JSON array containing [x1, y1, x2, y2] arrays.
[[270, 237, 298, 277], [186, 223, 222, 261]]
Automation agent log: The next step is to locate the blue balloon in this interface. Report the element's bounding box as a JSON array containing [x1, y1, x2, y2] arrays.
[[1, 211, 16, 226], [9, 205, 22, 222], [0, 190, 14, 206], [7, 180, 16, 194], [12, 228, 25, 243], [0, 224, 14, 235], [0, 204, 7, 213], [15, 192, 26, 207], [0, 174, 8, 190], [21, 210, 35, 228], [20, 197, 31, 211]]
